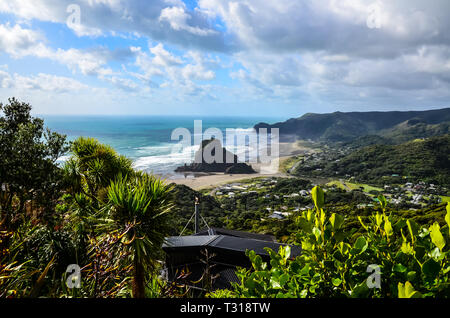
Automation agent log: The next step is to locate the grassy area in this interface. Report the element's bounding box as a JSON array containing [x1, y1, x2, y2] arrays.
[[296, 140, 323, 151], [326, 180, 347, 190], [279, 155, 302, 173], [350, 183, 383, 193], [326, 180, 383, 194]]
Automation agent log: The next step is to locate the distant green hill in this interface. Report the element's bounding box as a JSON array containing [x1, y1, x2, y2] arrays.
[[294, 134, 450, 187], [255, 108, 450, 143]]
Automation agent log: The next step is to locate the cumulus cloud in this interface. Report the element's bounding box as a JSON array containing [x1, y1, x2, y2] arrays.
[[0, 70, 88, 92], [0, 23, 44, 57], [0, 0, 226, 51], [0, 22, 144, 81], [159, 6, 218, 36], [1, 0, 450, 113], [150, 43, 183, 67], [181, 51, 217, 81], [195, 0, 450, 108], [198, 0, 450, 56], [127, 43, 218, 99]]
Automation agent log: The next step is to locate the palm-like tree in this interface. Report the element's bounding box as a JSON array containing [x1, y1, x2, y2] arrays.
[[63, 137, 134, 205], [104, 172, 174, 298]]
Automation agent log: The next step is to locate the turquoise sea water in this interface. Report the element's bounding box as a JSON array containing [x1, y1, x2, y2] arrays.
[[42, 115, 285, 178]]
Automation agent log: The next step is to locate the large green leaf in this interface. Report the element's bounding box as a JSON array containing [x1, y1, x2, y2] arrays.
[[350, 282, 370, 298], [297, 217, 313, 234], [312, 227, 321, 242], [401, 241, 414, 255], [406, 219, 420, 242], [429, 222, 446, 251], [330, 213, 345, 231], [332, 278, 342, 287], [351, 236, 368, 254], [375, 213, 383, 228], [398, 281, 422, 298], [422, 258, 441, 279], [377, 194, 387, 210], [446, 202, 450, 236], [311, 186, 324, 211], [393, 264, 408, 273], [384, 215, 393, 238]]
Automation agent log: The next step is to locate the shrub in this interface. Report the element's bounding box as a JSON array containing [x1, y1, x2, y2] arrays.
[[209, 188, 450, 298]]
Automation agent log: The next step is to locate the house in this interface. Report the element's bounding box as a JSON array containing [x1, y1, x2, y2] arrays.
[[162, 201, 301, 291], [268, 212, 285, 220], [163, 228, 300, 290]]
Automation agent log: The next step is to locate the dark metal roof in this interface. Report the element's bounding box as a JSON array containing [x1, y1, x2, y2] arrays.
[[163, 234, 301, 258], [163, 230, 302, 291], [195, 227, 276, 242], [162, 235, 220, 248]]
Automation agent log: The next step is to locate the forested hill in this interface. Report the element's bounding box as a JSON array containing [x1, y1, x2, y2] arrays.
[[254, 108, 450, 142], [294, 134, 450, 187]]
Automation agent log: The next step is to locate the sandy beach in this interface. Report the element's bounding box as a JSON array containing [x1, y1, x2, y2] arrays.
[[168, 141, 311, 190]]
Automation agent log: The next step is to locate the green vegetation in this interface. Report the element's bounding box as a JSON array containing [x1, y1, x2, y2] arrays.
[[1, 99, 174, 298], [0, 98, 69, 228], [171, 176, 448, 243], [295, 135, 450, 188], [208, 188, 450, 298], [255, 108, 450, 143], [326, 181, 383, 194], [1, 98, 450, 298], [280, 156, 302, 173]]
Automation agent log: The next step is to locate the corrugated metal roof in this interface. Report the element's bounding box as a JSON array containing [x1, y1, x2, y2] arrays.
[[195, 227, 276, 242], [163, 235, 220, 248], [163, 234, 302, 258], [210, 235, 301, 256]]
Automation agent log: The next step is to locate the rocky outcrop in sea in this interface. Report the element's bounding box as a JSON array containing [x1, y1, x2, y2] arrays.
[[175, 138, 256, 174]]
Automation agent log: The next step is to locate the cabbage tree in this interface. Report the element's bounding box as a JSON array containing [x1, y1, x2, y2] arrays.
[[104, 172, 174, 298]]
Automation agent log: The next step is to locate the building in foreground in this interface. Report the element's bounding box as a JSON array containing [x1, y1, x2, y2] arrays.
[[162, 200, 301, 291]]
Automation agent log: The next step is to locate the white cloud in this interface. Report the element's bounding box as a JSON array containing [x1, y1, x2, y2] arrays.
[[181, 51, 216, 81], [128, 43, 217, 99], [0, 23, 119, 78], [0, 23, 44, 57], [150, 43, 183, 67], [0, 70, 88, 92], [0, 0, 226, 50], [2, 0, 450, 113], [198, 0, 450, 56], [105, 76, 140, 92], [159, 6, 217, 36]]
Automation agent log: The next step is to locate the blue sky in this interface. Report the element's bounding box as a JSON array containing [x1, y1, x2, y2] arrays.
[[0, 0, 450, 118]]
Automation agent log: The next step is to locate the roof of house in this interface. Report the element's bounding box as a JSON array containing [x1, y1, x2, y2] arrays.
[[268, 213, 285, 220], [194, 227, 276, 242], [162, 228, 301, 292], [163, 234, 301, 258]]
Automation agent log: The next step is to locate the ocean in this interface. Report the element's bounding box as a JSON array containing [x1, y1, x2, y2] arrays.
[[42, 115, 285, 179]]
